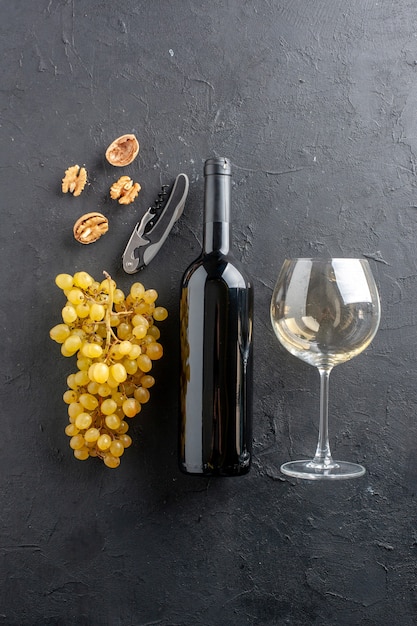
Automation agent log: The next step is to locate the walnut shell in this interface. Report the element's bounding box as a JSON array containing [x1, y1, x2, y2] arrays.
[[73, 212, 109, 244], [105, 134, 139, 167]]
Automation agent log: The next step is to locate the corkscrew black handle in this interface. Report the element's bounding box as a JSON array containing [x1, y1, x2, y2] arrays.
[[144, 185, 170, 234], [122, 173, 189, 274]]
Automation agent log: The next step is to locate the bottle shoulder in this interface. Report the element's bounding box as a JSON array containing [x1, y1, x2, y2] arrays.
[[182, 252, 253, 290]]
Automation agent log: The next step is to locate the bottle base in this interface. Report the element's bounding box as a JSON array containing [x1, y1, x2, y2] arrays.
[[179, 463, 251, 477]]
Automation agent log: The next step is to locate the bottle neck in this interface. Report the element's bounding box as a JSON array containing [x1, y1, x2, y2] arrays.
[[203, 222, 231, 254], [203, 171, 231, 254]]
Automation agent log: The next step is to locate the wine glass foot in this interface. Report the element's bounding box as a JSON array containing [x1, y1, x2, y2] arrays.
[[280, 459, 365, 481]]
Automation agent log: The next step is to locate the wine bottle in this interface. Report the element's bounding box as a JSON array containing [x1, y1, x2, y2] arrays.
[[179, 157, 253, 476]]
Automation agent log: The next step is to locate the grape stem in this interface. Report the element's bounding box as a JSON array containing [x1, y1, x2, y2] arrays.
[[103, 271, 118, 354]]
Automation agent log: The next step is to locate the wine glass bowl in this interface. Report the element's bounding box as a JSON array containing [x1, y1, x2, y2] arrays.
[[270, 258, 381, 480]]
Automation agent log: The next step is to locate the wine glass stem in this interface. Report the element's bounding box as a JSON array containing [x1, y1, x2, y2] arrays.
[[312, 367, 334, 468]]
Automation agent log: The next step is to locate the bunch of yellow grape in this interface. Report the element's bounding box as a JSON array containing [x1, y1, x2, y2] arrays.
[[50, 270, 168, 468]]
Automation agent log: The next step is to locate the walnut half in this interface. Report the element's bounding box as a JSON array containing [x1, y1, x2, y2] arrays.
[[62, 165, 87, 196], [105, 134, 139, 167], [110, 176, 141, 205], [73, 212, 109, 244]]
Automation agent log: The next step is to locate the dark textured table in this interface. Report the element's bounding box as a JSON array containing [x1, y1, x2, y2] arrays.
[[1, 1, 416, 624]]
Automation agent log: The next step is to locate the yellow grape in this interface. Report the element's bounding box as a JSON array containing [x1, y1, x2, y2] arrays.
[[134, 301, 148, 315], [65, 423, 79, 436], [113, 288, 125, 304], [87, 381, 99, 395], [73, 271, 94, 289], [67, 289, 85, 305], [74, 448, 89, 460], [76, 302, 90, 318], [90, 303, 105, 321], [130, 282, 145, 299], [137, 354, 152, 373], [117, 323, 132, 340], [127, 344, 141, 359], [119, 434, 132, 448], [118, 340, 132, 355], [74, 370, 90, 387], [110, 314, 120, 327], [97, 434, 112, 451], [81, 343, 103, 358], [55, 273, 74, 290], [70, 434, 85, 450], [143, 289, 158, 304], [101, 398, 117, 415], [123, 358, 138, 375], [147, 325, 160, 340], [123, 398, 141, 418], [97, 383, 112, 397], [134, 387, 150, 404], [63, 335, 83, 355], [61, 344, 75, 358], [132, 324, 147, 340], [118, 420, 129, 434], [108, 345, 123, 361], [84, 428, 100, 443], [89, 280, 100, 294], [77, 356, 92, 371], [141, 375, 155, 388], [79, 393, 98, 410], [146, 342, 163, 360], [105, 414, 121, 430], [72, 327, 86, 339], [67, 373, 79, 389], [68, 402, 83, 419], [123, 382, 136, 397], [50, 323, 71, 343], [62, 305, 78, 324], [132, 314, 149, 328], [92, 362, 110, 384], [63, 390, 78, 404], [103, 454, 120, 468], [75, 412, 93, 430], [100, 278, 116, 294], [110, 440, 124, 457], [110, 363, 127, 383], [153, 306, 168, 322]]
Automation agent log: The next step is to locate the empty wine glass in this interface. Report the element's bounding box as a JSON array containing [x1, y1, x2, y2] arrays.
[[270, 258, 381, 480]]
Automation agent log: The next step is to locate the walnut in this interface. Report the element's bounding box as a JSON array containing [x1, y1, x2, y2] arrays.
[[105, 134, 139, 167], [73, 212, 109, 244], [110, 176, 141, 205], [62, 165, 87, 196]]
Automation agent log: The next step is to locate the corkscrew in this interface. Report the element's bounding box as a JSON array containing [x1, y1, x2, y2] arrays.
[[122, 173, 189, 274]]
